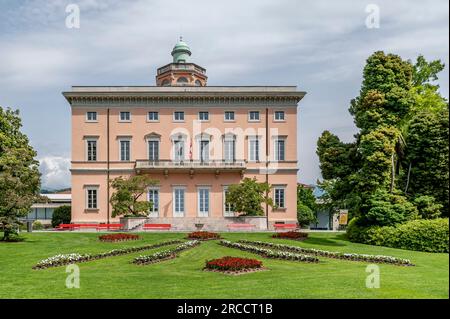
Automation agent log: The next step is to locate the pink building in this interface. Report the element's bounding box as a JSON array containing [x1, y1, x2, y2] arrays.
[[63, 39, 306, 230]]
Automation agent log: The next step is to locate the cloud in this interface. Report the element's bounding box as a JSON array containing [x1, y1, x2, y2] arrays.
[[38, 156, 71, 190]]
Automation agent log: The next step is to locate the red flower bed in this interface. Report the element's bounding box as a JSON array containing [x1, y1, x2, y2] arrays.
[[205, 256, 262, 271], [272, 231, 308, 240], [99, 233, 140, 242], [187, 231, 221, 240]]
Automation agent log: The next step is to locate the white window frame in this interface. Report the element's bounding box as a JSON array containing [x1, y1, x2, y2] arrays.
[[273, 137, 286, 161], [223, 136, 236, 162], [85, 186, 99, 210], [197, 187, 210, 217], [248, 136, 260, 162], [118, 138, 131, 161], [173, 187, 186, 217], [198, 111, 209, 121], [223, 186, 234, 217], [274, 110, 285, 122], [148, 187, 159, 217], [119, 111, 131, 122], [224, 110, 235, 122], [273, 186, 286, 209], [248, 110, 260, 122], [85, 138, 98, 161], [86, 111, 98, 122], [147, 137, 160, 161], [147, 111, 159, 122], [199, 139, 210, 162], [173, 111, 185, 122], [173, 139, 185, 161]]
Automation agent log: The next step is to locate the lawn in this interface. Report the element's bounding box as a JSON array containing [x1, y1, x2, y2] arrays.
[[0, 231, 448, 299]]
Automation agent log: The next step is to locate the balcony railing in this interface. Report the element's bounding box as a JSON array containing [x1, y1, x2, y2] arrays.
[[135, 159, 246, 170]]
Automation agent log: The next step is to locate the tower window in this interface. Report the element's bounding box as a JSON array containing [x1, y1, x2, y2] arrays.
[[161, 79, 170, 86], [177, 77, 188, 84], [195, 80, 202, 86]]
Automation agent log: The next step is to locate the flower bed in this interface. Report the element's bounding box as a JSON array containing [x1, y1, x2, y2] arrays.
[[133, 240, 200, 265], [204, 256, 266, 275], [187, 231, 221, 241], [219, 240, 319, 263], [99, 233, 140, 242], [33, 239, 182, 269], [272, 231, 308, 240], [238, 240, 414, 266]]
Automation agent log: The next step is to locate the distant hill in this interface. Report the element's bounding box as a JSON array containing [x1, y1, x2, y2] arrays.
[[40, 188, 71, 194]]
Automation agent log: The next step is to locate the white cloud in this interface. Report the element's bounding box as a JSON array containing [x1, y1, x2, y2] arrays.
[[38, 156, 71, 190]]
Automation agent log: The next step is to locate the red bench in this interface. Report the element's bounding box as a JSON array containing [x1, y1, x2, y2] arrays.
[[55, 224, 75, 230], [227, 223, 256, 231], [55, 223, 99, 231], [274, 223, 299, 231], [143, 223, 171, 231], [96, 224, 123, 231]]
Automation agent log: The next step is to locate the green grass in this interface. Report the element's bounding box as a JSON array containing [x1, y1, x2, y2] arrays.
[[0, 231, 448, 299]]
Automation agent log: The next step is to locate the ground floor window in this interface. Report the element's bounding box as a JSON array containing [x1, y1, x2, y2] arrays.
[[86, 187, 98, 209], [198, 187, 210, 217], [274, 187, 286, 209], [223, 186, 234, 217], [148, 188, 159, 217], [173, 187, 185, 217]]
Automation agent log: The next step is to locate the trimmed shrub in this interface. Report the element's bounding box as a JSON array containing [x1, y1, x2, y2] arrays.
[[348, 218, 449, 253], [51, 205, 71, 228]]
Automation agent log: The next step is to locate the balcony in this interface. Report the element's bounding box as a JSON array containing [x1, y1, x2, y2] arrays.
[[135, 159, 246, 176]]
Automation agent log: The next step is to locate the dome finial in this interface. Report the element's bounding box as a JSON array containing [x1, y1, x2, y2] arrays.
[[179, 35, 183, 42]]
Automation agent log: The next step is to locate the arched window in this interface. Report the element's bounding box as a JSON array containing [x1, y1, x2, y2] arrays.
[[195, 80, 202, 86], [161, 79, 170, 86], [177, 77, 188, 84]]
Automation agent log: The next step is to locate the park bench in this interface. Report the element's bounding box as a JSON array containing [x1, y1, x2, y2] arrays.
[[227, 223, 256, 231], [96, 224, 123, 231], [55, 224, 75, 230], [143, 223, 172, 231], [274, 223, 299, 231]]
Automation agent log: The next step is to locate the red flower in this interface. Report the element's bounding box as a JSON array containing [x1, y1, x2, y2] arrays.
[[187, 231, 221, 240], [99, 233, 140, 242], [205, 256, 262, 271]]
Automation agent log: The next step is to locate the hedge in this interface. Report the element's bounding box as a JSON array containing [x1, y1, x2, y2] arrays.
[[347, 218, 449, 253]]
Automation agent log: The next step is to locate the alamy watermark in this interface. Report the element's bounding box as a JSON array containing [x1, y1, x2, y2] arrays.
[[65, 4, 80, 29], [365, 264, 380, 288], [365, 4, 380, 29], [66, 264, 80, 288]]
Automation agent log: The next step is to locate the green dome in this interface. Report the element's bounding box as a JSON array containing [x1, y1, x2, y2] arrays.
[[171, 37, 191, 63]]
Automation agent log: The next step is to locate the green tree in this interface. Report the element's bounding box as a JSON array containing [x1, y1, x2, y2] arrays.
[[225, 177, 273, 216], [413, 196, 443, 219], [109, 175, 157, 218], [296, 185, 317, 226], [51, 205, 71, 227], [0, 107, 41, 241]]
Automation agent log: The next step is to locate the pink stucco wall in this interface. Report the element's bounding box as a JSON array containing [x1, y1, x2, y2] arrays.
[[70, 106, 299, 226]]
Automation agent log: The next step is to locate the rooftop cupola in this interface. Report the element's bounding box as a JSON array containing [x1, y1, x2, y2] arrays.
[[156, 37, 208, 87], [171, 37, 192, 63]]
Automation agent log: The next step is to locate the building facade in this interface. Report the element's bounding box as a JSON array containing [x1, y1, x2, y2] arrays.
[[63, 39, 305, 230], [25, 192, 71, 225]]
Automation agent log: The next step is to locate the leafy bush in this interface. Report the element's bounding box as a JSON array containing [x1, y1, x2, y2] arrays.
[[348, 218, 449, 253], [413, 195, 442, 219], [32, 221, 43, 230], [364, 189, 418, 226], [51, 205, 71, 228]]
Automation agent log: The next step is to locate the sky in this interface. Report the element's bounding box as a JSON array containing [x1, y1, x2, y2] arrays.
[[0, 0, 448, 190]]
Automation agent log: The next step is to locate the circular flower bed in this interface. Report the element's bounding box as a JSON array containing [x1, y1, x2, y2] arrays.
[[99, 233, 140, 242], [187, 231, 221, 241], [204, 256, 265, 275], [272, 231, 308, 241]]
